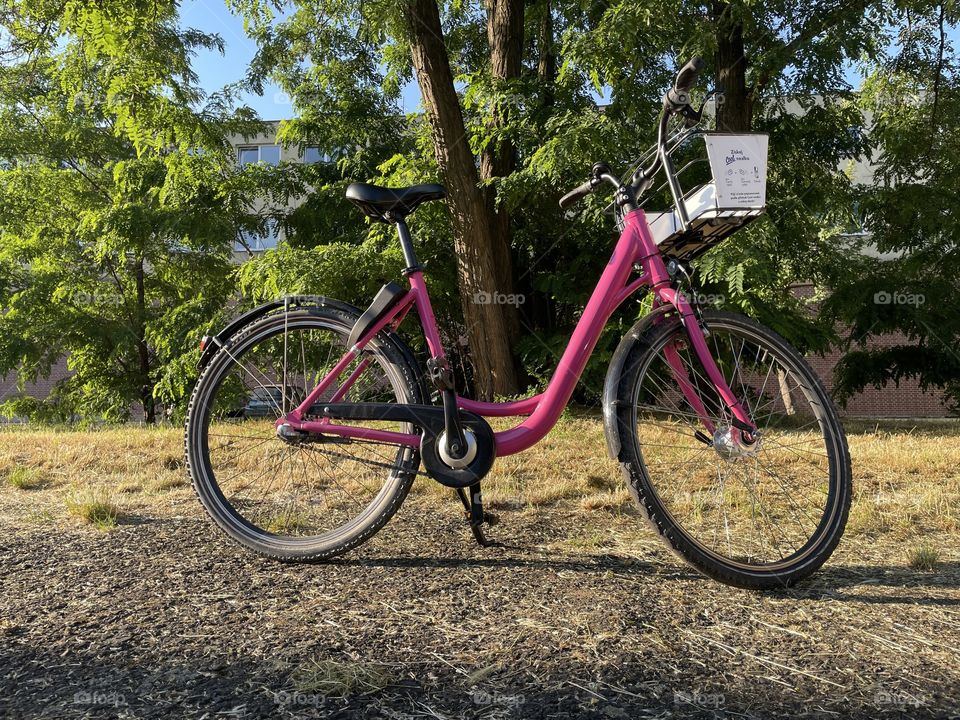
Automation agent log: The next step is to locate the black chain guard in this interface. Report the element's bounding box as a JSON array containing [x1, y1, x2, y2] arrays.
[[318, 403, 496, 488]]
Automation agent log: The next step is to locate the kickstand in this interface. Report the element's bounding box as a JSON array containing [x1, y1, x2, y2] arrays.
[[455, 483, 495, 547]]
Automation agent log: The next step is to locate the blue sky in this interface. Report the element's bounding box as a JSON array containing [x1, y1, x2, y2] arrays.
[[181, 0, 422, 119], [181, 0, 293, 120]]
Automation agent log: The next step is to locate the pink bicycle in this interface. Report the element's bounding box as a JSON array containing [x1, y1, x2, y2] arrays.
[[185, 59, 851, 589]]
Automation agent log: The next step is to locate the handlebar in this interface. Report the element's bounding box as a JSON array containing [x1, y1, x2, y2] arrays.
[[558, 57, 705, 211], [559, 178, 595, 210], [664, 56, 704, 110]]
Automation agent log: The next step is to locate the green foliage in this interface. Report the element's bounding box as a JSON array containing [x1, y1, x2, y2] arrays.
[[3, 0, 958, 419], [0, 0, 256, 423], [821, 6, 960, 410]]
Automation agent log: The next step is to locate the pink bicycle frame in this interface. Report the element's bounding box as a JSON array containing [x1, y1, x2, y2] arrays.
[[283, 209, 755, 455]]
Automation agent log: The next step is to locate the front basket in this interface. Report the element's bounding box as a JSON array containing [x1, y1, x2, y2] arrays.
[[646, 133, 769, 261]]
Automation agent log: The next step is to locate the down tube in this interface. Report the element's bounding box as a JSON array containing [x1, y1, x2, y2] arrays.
[[493, 211, 646, 455]]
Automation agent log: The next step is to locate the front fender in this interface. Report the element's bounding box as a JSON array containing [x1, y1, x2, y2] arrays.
[[602, 305, 678, 459]]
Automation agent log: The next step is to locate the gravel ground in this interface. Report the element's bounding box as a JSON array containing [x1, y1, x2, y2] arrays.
[[1, 491, 959, 720]]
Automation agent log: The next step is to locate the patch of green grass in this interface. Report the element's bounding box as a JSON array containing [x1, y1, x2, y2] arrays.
[[5, 467, 45, 490], [291, 659, 392, 698], [65, 490, 120, 530], [263, 510, 311, 535], [148, 475, 187, 493], [908, 542, 940, 571]]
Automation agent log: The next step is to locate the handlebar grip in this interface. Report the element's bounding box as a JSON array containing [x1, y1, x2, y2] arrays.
[[559, 179, 594, 210], [674, 56, 705, 93], [665, 57, 705, 109]]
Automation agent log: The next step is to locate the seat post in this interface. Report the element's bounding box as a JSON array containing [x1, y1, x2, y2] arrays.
[[393, 217, 421, 273]]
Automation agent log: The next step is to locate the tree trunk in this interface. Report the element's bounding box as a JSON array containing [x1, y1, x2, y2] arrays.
[[404, 0, 520, 399], [480, 0, 524, 346], [134, 256, 155, 423], [713, 2, 752, 132], [537, 1, 555, 110]]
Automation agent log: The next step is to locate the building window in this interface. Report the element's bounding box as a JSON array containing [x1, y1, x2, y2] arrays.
[[238, 145, 281, 167], [303, 147, 328, 164], [303, 147, 344, 164], [235, 220, 280, 253]]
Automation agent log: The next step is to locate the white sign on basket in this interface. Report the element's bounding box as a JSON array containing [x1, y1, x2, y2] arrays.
[[705, 134, 768, 209]]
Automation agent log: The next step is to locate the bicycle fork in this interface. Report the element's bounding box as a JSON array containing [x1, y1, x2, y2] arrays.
[[659, 286, 758, 446]]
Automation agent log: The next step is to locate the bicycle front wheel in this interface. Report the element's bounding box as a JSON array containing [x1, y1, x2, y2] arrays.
[[613, 310, 852, 589]]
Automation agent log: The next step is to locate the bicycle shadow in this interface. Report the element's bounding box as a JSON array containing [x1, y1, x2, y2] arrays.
[[327, 550, 680, 575], [330, 551, 960, 605], [776, 561, 960, 605]]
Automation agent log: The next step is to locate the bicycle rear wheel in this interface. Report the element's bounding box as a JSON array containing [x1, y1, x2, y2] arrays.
[[613, 310, 851, 589], [184, 306, 424, 561]]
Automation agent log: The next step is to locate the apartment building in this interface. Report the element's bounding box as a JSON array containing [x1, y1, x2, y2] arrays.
[[229, 121, 336, 253]]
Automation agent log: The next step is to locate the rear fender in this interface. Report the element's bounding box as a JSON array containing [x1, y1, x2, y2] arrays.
[[197, 295, 428, 403], [197, 296, 361, 371]]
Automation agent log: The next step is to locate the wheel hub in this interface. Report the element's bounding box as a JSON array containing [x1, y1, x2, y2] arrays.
[[713, 425, 762, 460], [276, 423, 310, 445]]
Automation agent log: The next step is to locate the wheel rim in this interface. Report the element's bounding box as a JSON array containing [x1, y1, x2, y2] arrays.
[[193, 316, 417, 546], [631, 317, 840, 571]]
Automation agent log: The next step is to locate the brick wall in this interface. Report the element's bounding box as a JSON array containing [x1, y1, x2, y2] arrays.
[[1, 324, 952, 420], [806, 336, 951, 418], [0, 358, 71, 421], [791, 283, 950, 418]]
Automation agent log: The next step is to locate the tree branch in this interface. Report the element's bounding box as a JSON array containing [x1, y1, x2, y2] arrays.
[[931, 2, 946, 131], [750, 0, 873, 99]]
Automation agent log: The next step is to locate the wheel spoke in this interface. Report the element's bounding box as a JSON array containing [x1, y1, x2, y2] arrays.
[[630, 316, 843, 571], [189, 314, 417, 551]]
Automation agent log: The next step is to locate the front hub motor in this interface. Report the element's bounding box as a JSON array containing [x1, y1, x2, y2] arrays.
[[712, 425, 762, 461]]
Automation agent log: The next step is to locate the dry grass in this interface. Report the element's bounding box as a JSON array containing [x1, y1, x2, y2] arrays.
[[291, 658, 393, 697], [0, 426, 190, 526], [0, 415, 958, 718], [0, 415, 958, 541]]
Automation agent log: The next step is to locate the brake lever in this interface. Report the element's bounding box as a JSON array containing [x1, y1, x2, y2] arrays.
[[690, 89, 720, 127], [679, 104, 702, 128], [677, 89, 718, 129]]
